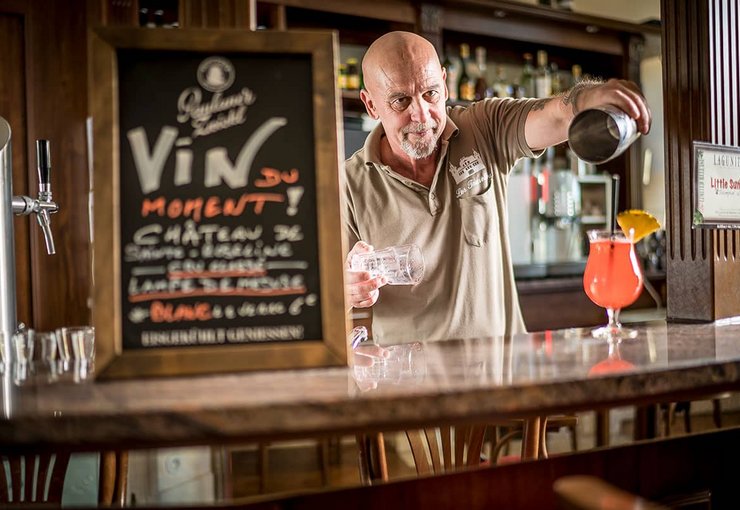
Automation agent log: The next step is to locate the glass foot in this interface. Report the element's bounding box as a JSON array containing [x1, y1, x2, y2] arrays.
[[590, 324, 638, 340], [591, 307, 638, 340]]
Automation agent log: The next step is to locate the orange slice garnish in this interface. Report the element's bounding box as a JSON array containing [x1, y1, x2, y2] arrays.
[[617, 209, 661, 243]]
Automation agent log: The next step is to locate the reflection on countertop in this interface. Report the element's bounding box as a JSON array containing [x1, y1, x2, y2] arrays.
[[2, 319, 740, 450]]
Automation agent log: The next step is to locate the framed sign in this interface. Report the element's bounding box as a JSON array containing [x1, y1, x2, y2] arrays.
[[693, 141, 740, 229], [89, 27, 349, 378]]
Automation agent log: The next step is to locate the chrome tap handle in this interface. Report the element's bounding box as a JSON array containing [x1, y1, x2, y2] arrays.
[[36, 208, 55, 255], [34, 139, 56, 255], [36, 140, 51, 199]]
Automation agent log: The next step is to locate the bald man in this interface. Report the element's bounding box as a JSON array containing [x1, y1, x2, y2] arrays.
[[344, 31, 650, 344]]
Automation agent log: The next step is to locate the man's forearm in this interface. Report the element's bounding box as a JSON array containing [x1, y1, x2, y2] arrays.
[[524, 79, 603, 151]]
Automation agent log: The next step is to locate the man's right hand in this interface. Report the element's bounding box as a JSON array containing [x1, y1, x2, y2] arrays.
[[345, 241, 387, 309]]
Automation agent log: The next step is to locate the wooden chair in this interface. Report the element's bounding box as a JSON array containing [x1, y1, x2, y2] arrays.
[[0, 451, 127, 506], [357, 425, 486, 483], [0, 452, 71, 505], [491, 415, 579, 462], [554, 475, 669, 510], [405, 424, 487, 475]]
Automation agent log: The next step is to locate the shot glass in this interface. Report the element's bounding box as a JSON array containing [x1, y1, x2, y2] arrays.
[[350, 244, 425, 285], [56, 326, 95, 381]]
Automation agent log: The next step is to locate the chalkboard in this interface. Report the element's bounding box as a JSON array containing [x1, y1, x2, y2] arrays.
[[90, 28, 348, 378]]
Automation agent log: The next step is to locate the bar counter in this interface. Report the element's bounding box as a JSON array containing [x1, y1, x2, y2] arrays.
[[1, 320, 740, 453]]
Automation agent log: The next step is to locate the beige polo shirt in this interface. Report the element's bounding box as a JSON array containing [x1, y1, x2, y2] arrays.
[[344, 98, 541, 344]]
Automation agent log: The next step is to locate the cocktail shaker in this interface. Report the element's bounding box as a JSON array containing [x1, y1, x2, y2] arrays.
[[568, 106, 640, 165]]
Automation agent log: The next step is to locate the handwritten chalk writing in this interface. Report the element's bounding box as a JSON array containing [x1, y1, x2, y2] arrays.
[[286, 186, 304, 216], [199, 241, 293, 260], [254, 167, 300, 187], [141, 193, 284, 220], [134, 222, 264, 247], [124, 243, 185, 262], [127, 117, 287, 193], [128, 273, 307, 303], [150, 301, 213, 323], [288, 294, 318, 316], [274, 224, 303, 242], [129, 286, 307, 303], [127, 126, 178, 194], [169, 269, 268, 279]]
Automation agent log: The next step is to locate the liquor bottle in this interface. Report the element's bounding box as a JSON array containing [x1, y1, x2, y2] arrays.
[[346, 58, 361, 90], [520, 53, 535, 98], [457, 44, 476, 102], [551, 62, 562, 95], [442, 53, 459, 101], [492, 66, 512, 98], [571, 64, 583, 84], [474, 46, 490, 101], [535, 50, 552, 98], [337, 64, 347, 90]]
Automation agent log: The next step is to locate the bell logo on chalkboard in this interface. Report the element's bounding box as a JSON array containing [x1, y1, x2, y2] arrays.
[[197, 56, 235, 93]]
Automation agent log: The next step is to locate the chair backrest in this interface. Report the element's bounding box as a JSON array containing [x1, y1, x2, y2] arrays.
[[0, 453, 71, 505], [405, 424, 486, 475]]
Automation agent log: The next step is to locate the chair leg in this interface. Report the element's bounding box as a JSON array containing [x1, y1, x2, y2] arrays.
[[682, 402, 692, 434], [712, 399, 723, 429], [569, 423, 578, 452], [595, 410, 609, 447], [317, 439, 330, 486], [257, 443, 269, 494]]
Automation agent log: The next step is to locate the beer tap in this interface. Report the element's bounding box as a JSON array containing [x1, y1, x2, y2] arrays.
[[11, 140, 58, 254]]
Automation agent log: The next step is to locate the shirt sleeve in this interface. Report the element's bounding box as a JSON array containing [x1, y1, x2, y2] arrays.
[[471, 98, 545, 174]]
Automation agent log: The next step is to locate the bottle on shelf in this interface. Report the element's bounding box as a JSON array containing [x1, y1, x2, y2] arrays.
[[474, 46, 490, 101], [535, 50, 552, 98], [443, 53, 459, 101], [520, 53, 535, 98], [457, 44, 476, 102], [493, 66, 513, 98], [337, 64, 347, 90], [551, 62, 562, 95], [571, 64, 583, 84], [346, 58, 361, 91]]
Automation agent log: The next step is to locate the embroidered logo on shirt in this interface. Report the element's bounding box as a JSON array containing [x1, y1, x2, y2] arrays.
[[450, 150, 490, 198]]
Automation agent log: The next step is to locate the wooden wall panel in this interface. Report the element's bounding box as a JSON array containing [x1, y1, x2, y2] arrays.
[[0, 0, 94, 330], [663, 0, 740, 321], [0, 7, 32, 328], [180, 0, 256, 29]]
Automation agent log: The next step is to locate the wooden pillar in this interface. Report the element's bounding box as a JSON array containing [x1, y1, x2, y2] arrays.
[[662, 0, 740, 321]]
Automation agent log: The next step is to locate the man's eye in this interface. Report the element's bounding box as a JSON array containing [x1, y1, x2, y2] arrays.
[[424, 90, 440, 102], [391, 97, 411, 111]]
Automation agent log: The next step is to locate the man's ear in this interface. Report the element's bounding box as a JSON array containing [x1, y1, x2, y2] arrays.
[[442, 66, 449, 101], [360, 89, 379, 119]]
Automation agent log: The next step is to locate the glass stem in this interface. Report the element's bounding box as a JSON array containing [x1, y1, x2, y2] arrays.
[[606, 308, 622, 331]]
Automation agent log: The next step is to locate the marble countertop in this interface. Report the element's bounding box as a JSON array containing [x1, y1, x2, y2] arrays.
[[2, 320, 740, 451]]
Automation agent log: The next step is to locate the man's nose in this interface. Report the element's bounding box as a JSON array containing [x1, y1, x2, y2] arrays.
[[409, 97, 431, 123]]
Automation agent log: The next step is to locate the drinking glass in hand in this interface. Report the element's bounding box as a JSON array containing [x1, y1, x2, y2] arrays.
[[350, 244, 424, 285], [583, 230, 643, 339]]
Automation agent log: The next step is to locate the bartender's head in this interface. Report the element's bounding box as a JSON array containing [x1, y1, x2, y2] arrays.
[[360, 31, 448, 161]]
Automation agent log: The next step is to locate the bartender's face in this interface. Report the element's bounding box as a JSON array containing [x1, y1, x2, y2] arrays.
[[362, 55, 448, 160]]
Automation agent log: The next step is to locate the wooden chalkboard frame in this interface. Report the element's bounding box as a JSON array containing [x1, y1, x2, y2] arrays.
[[89, 27, 349, 378]]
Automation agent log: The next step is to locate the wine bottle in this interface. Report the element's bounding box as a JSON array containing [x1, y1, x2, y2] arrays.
[[535, 50, 552, 98], [457, 44, 476, 102], [520, 53, 535, 98], [474, 46, 490, 101], [443, 53, 459, 101]]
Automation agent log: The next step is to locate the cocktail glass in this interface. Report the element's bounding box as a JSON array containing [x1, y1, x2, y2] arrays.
[[583, 229, 644, 339]]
